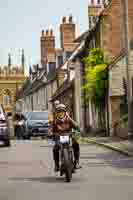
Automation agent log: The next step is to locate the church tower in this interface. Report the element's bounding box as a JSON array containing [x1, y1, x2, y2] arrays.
[[88, 0, 103, 30]]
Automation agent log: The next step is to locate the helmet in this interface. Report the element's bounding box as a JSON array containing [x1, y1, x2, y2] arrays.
[[54, 100, 60, 108], [56, 104, 66, 112]]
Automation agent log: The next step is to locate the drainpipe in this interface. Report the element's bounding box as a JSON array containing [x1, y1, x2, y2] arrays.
[[122, 0, 133, 139]]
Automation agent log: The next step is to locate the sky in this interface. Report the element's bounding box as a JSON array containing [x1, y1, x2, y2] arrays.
[[0, 0, 89, 73]]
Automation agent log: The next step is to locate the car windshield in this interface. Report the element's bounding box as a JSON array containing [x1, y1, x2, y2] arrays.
[[29, 112, 48, 121], [23, 112, 29, 119]]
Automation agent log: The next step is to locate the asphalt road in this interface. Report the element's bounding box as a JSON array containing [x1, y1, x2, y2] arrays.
[[0, 140, 133, 200]]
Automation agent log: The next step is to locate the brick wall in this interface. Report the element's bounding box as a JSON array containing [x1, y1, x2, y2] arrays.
[[60, 16, 76, 51], [101, 0, 124, 59], [128, 0, 133, 43], [102, 0, 133, 59], [40, 30, 55, 65], [100, 0, 133, 137]]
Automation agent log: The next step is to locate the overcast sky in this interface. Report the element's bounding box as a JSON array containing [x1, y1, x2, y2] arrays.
[[0, 0, 88, 72]]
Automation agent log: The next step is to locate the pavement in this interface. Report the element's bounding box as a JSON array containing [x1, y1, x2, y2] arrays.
[[1, 140, 133, 199], [79, 136, 133, 156]]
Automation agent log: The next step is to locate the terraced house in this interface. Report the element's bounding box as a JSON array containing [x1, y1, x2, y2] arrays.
[[48, 0, 133, 137], [17, 0, 133, 137], [16, 16, 78, 113]]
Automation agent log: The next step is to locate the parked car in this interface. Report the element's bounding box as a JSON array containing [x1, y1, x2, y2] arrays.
[[23, 111, 49, 139], [22, 112, 30, 119], [0, 105, 10, 147]]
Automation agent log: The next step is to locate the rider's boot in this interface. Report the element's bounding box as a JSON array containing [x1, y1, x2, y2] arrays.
[[54, 162, 60, 172], [74, 160, 82, 170]]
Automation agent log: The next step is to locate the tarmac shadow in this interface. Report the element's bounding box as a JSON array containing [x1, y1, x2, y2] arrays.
[[9, 176, 81, 183], [94, 151, 133, 169]]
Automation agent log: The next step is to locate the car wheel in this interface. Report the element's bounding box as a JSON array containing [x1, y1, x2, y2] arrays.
[[23, 136, 27, 140], [23, 135, 31, 140], [4, 139, 11, 147]]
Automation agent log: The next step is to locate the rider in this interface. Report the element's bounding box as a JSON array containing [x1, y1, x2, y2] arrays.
[[49, 102, 81, 172]]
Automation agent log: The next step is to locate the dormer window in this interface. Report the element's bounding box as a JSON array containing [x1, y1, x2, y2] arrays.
[[66, 51, 72, 60]]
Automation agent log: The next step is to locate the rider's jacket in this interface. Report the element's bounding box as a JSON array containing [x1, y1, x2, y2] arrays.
[[49, 112, 78, 135]]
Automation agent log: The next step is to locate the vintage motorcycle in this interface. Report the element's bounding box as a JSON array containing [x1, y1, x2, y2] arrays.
[[59, 135, 75, 182], [48, 134, 75, 182]]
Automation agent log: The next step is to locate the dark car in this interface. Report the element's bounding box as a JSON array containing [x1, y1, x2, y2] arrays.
[[0, 105, 10, 146], [23, 111, 49, 139]]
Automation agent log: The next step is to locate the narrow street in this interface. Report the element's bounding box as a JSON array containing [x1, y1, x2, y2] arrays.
[[0, 140, 133, 200]]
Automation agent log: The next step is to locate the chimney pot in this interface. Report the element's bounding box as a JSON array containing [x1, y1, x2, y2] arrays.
[[50, 29, 53, 36], [69, 15, 73, 23], [46, 30, 49, 35], [42, 30, 44, 36], [62, 16, 66, 23]]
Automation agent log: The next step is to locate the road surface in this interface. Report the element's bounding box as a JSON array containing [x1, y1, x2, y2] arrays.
[[0, 140, 133, 200]]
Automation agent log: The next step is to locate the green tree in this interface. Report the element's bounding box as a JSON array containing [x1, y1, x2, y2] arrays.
[[83, 48, 108, 128]]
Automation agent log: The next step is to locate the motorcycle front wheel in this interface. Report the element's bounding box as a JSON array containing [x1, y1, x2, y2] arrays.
[[63, 148, 72, 182]]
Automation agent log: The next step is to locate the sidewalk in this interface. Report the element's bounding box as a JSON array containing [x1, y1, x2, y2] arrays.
[[79, 136, 133, 157]]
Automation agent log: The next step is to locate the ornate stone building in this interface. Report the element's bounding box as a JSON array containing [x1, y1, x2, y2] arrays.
[[0, 50, 27, 114]]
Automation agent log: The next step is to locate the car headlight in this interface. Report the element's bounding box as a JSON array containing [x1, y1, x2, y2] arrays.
[[2, 127, 7, 130], [27, 125, 32, 129], [0, 127, 8, 132]]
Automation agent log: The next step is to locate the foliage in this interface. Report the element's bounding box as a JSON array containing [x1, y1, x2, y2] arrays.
[[82, 48, 108, 108], [120, 114, 128, 128]]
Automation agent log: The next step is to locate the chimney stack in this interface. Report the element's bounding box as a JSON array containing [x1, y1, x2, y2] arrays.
[[60, 15, 76, 51], [40, 29, 55, 66], [88, 0, 103, 30]]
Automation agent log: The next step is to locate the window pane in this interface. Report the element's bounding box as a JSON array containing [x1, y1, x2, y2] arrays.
[[66, 51, 72, 60], [58, 56, 63, 66], [48, 62, 56, 73]]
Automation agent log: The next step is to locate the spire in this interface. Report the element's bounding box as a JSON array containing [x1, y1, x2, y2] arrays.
[[21, 49, 25, 74], [8, 53, 11, 67], [29, 65, 32, 75]]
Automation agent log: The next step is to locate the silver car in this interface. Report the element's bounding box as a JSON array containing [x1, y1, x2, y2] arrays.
[[23, 111, 49, 139]]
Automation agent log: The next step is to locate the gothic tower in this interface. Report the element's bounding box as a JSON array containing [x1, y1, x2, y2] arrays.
[[88, 0, 103, 30], [8, 53, 11, 74], [21, 49, 25, 74], [8, 53, 11, 67]]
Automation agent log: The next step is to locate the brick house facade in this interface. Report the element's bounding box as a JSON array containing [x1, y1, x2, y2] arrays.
[[100, 0, 133, 137]]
